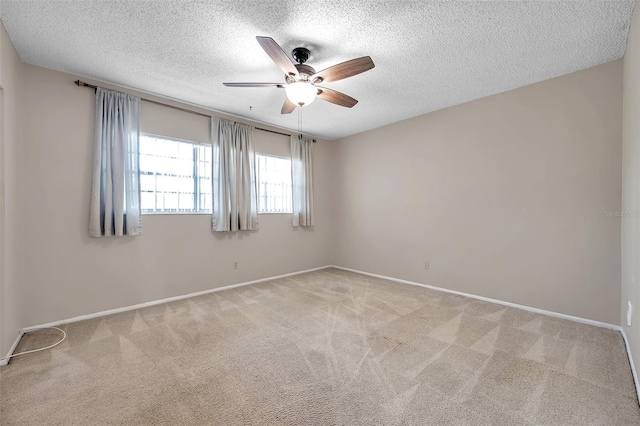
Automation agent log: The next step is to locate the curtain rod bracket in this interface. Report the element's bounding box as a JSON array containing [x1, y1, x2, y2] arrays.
[[75, 80, 97, 92]]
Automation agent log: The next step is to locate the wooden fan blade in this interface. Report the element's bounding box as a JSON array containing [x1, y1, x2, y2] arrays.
[[223, 82, 284, 88], [316, 87, 358, 108], [311, 56, 374, 84], [256, 36, 299, 77], [281, 97, 297, 114]]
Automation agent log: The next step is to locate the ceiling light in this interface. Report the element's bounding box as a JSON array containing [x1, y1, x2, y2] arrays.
[[285, 82, 317, 107]]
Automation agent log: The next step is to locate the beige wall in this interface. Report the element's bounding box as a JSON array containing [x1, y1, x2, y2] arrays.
[[17, 63, 333, 329], [332, 60, 623, 324], [0, 23, 24, 356], [622, 4, 640, 374], [140, 100, 210, 144]]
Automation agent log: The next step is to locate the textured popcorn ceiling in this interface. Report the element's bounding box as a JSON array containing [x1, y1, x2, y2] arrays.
[[0, 1, 634, 140]]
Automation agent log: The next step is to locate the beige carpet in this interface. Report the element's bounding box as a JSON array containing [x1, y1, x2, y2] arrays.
[[0, 268, 638, 425]]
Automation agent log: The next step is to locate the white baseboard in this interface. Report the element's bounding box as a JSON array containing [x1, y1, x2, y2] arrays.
[[619, 328, 640, 402], [329, 265, 639, 403], [1, 265, 331, 363], [329, 265, 618, 329], [22, 265, 331, 332], [0, 330, 25, 366]]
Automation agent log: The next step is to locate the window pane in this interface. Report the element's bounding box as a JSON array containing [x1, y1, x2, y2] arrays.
[[164, 193, 178, 210], [179, 193, 194, 211], [257, 154, 292, 214], [196, 144, 212, 211], [139, 135, 211, 214], [141, 191, 156, 211], [140, 174, 155, 191]]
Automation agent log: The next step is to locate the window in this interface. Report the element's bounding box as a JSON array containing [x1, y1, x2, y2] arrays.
[[139, 134, 211, 213], [257, 154, 292, 213]]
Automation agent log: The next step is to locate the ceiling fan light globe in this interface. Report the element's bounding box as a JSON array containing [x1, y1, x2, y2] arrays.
[[285, 82, 316, 107]]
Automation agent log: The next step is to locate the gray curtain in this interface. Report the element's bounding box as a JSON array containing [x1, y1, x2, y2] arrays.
[[89, 88, 141, 237], [291, 135, 314, 227], [211, 118, 259, 231]]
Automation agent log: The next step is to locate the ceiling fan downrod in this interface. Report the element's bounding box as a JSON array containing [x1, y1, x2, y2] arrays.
[[291, 47, 310, 64]]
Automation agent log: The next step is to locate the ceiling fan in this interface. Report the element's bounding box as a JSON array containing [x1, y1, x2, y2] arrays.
[[224, 36, 375, 114]]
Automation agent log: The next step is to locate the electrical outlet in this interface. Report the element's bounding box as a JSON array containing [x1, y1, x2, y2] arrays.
[[628, 301, 633, 327], [424, 260, 429, 270], [233, 261, 239, 269]]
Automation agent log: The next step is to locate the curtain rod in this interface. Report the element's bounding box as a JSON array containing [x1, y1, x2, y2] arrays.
[[74, 80, 315, 142]]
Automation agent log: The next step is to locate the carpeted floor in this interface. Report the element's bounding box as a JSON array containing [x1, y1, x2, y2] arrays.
[[0, 268, 638, 425]]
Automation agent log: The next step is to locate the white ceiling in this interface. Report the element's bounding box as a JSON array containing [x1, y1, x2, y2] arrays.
[[0, 1, 634, 140]]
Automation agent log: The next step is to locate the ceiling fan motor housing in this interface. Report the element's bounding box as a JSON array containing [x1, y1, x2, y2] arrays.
[[287, 63, 317, 83]]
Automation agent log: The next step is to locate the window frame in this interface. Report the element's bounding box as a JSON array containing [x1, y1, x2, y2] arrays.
[[256, 152, 293, 215], [139, 133, 212, 215]]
